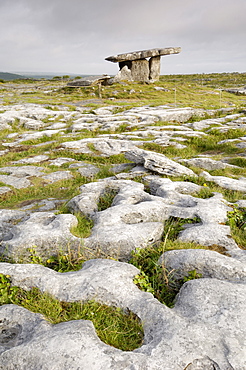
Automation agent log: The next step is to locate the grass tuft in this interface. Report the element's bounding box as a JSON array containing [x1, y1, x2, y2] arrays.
[[0, 274, 144, 351]]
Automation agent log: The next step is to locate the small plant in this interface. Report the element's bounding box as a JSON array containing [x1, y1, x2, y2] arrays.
[[0, 273, 19, 304], [133, 271, 155, 294], [227, 207, 246, 229], [183, 269, 202, 282], [130, 245, 181, 307], [227, 206, 246, 249], [163, 216, 201, 241], [97, 188, 118, 211], [70, 213, 94, 238]]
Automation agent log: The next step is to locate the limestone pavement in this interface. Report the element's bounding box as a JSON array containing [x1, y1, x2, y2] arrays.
[[0, 102, 246, 369]]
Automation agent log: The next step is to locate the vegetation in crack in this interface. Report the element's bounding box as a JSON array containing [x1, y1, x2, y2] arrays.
[[0, 274, 144, 351]]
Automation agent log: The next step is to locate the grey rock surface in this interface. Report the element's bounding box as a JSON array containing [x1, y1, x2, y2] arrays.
[[0, 259, 245, 369], [1, 100, 246, 369], [42, 170, 73, 183], [125, 148, 196, 176], [47, 157, 76, 166], [202, 171, 246, 192], [0, 174, 32, 189], [161, 249, 246, 282], [77, 163, 100, 177], [61, 138, 139, 156], [0, 186, 12, 195], [180, 157, 234, 171], [0, 212, 80, 259], [67, 75, 111, 86], [12, 155, 49, 164]]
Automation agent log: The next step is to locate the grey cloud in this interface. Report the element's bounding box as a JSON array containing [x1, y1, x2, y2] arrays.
[[0, 0, 245, 74]]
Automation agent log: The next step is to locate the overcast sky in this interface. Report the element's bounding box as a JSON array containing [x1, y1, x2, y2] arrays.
[[0, 0, 245, 76]]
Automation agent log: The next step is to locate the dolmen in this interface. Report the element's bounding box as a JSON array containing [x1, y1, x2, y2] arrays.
[[105, 47, 181, 83]]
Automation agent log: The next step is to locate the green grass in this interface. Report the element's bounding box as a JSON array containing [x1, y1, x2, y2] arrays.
[[0, 274, 144, 351], [0, 172, 84, 209], [227, 207, 246, 249], [97, 188, 118, 211], [228, 157, 246, 168]]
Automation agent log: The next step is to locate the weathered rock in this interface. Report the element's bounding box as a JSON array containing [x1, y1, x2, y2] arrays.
[[77, 163, 100, 177], [47, 157, 76, 167], [0, 175, 32, 189], [61, 138, 139, 157], [161, 249, 246, 282], [178, 223, 238, 251], [23, 119, 47, 130], [67, 75, 111, 87], [201, 171, 246, 192], [12, 155, 49, 164], [129, 59, 149, 82], [225, 86, 246, 95], [0, 166, 45, 177], [42, 171, 73, 183], [0, 186, 12, 195], [112, 65, 133, 83], [0, 212, 80, 259], [180, 157, 233, 171], [149, 56, 161, 81], [0, 259, 246, 369], [125, 148, 196, 176], [184, 356, 221, 369]]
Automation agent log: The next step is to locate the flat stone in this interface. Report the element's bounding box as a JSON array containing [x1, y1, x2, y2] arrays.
[[0, 166, 45, 177], [42, 171, 73, 184], [225, 86, 246, 95], [180, 157, 231, 171], [161, 249, 246, 282], [12, 155, 49, 164], [105, 47, 181, 63], [61, 138, 138, 157], [0, 186, 12, 195], [67, 75, 111, 87], [202, 171, 246, 192], [48, 157, 76, 167], [110, 163, 135, 174], [0, 175, 32, 189], [178, 223, 238, 250], [23, 119, 47, 130]]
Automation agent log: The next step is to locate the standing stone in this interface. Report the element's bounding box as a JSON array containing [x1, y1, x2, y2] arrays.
[[131, 59, 149, 82], [149, 56, 161, 81]]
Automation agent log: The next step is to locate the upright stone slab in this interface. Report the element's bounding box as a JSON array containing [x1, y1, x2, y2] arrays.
[[149, 56, 161, 81], [131, 59, 149, 82]]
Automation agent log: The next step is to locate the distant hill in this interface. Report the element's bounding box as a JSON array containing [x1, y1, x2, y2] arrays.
[[0, 72, 27, 81]]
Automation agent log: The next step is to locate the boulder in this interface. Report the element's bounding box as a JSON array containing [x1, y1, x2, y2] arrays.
[[125, 148, 196, 176], [67, 75, 111, 87]]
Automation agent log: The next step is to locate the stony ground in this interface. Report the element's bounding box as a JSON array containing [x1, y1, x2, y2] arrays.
[[0, 75, 246, 369]]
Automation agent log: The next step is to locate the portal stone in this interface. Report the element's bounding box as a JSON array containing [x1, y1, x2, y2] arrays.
[[131, 59, 149, 82], [149, 56, 161, 81]]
